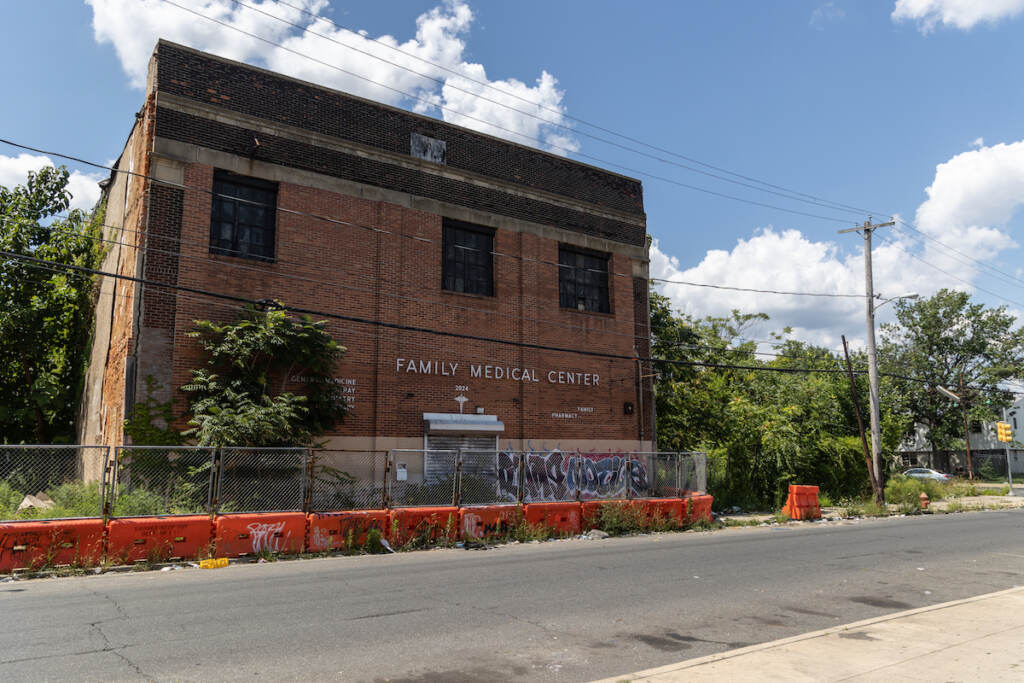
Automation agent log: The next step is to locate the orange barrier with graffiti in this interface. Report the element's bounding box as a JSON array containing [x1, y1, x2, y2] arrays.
[[388, 507, 459, 546], [783, 485, 821, 520], [106, 515, 214, 564], [214, 512, 306, 557], [523, 502, 581, 535], [307, 510, 388, 551], [0, 519, 105, 572], [458, 505, 520, 539]]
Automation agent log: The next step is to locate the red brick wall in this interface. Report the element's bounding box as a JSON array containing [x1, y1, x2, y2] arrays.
[[159, 165, 648, 442]]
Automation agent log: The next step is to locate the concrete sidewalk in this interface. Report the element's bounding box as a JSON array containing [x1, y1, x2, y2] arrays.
[[599, 586, 1024, 682]]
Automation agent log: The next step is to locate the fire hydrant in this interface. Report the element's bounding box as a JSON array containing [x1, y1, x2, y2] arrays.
[[920, 491, 930, 509]]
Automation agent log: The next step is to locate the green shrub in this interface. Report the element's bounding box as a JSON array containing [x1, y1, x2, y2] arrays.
[[0, 480, 23, 519], [23, 482, 103, 519], [885, 476, 924, 509], [841, 498, 888, 517], [112, 487, 170, 516], [363, 527, 384, 553], [586, 501, 645, 536]]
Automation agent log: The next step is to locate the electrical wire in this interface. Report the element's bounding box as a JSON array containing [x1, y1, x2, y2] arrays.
[[2, 248, 889, 378], [0, 136, 868, 301], [153, 0, 857, 225], [264, 0, 890, 218], [227, 0, 876, 218]]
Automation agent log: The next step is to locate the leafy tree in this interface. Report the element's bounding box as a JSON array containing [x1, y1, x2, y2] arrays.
[[0, 166, 103, 443], [879, 289, 1024, 454], [181, 304, 347, 446], [650, 292, 871, 508]]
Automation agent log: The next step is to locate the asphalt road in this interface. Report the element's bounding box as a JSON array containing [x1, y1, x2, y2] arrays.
[[3, 510, 1024, 682]]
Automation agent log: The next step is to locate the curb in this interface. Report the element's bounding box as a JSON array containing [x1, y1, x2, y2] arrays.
[[595, 585, 1024, 682]]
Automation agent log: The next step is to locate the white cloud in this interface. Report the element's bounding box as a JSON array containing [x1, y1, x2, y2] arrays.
[[652, 138, 1024, 349], [810, 2, 846, 30], [913, 139, 1023, 271], [0, 153, 104, 212], [970, 137, 985, 149], [85, 0, 577, 153], [892, 0, 1024, 32]]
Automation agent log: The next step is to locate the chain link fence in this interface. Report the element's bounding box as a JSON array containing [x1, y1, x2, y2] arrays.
[[3, 445, 707, 519], [216, 447, 308, 513], [387, 449, 458, 507], [457, 450, 505, 505], [970, 452, 1009, 481], [1, 445, 110, 520], [309, 449, 388, 511], [109, 446, 216, 517]]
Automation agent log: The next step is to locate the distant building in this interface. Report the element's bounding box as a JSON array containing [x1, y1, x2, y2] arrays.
[[78, 41, 653, 476], [900, 396, 1024, 476]]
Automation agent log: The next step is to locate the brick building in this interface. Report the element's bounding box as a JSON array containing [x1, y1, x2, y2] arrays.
[[78, 40, 652, 471]]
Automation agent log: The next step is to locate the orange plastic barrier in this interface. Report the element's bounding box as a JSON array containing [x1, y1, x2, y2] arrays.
[[684, 495, 714, 523], [213, 512, 306, 557], [581, 500, 626, 529], [107, 515, 213, 564], [459, 506, 520, 539], [388, 507, 459, 546], [307, 510, 389, 551], [783, 485, 821, 520], [632, 498, 685, 528], [0, 519, 105, 573], [523, 502, 581, 535]]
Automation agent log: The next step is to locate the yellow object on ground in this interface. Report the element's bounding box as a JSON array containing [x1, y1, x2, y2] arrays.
[[199, 557, 229, 569]]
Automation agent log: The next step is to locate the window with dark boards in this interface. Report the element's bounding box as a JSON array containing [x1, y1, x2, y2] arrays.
[[442, 218, 494, 296], [209, 171, 278, 261], [559, 246, 610, 313]]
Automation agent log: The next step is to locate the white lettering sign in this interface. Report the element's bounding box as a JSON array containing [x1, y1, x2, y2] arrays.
[[395, 357, 598, 388]]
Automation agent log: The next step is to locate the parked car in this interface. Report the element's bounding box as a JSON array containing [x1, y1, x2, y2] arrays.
[[902, 468, 952, 482]]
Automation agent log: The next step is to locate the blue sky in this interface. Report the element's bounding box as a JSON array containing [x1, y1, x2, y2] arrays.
[[2, 0, 1023, 348]]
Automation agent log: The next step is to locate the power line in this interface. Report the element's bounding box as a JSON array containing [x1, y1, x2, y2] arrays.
[[264, 0, 888, 218], [894, 221, 1024, 291], [9, 249, 977, 389], [890, 242, 1024, 310], [226, 0, 873, 218], [650, 277, 864, 298], [153, 0, 856, 225], [0, 137, 867, 300], [2, 248, 885, 378]]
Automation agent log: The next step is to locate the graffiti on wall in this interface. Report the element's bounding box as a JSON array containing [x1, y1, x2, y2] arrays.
[[495, 449, 648, 502], [248, 521, 288, 554]]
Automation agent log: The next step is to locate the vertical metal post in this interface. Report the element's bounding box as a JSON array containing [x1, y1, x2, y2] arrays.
[[303, 448, 315, 514], [626, 457, 633, 500], [961, 376, 974, 481], [517, 452, 525, 504], [1004, 408, 1014, 495], [208, 448, 222, 516], [575, 454, 582, 502], [101, 446, 114, 520], [454, 451, 463, 507], [382, 451, 392, 509]]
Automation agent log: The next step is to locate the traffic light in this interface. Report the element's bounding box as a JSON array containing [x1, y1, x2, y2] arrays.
[[997, 421, 1013, 442]]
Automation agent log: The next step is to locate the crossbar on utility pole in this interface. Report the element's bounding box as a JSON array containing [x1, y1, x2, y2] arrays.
[[840, 217, 895, 497]]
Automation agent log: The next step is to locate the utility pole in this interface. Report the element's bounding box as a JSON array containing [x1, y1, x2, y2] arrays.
[[960, 376, 974, 481], [842, 335, 881, 502], [839, 217, 895, 496]]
